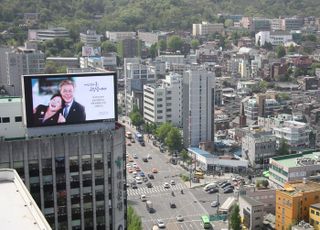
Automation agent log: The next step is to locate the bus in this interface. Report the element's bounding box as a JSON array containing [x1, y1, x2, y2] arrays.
[[135, 132, 145, 146], [201, 215, 211, 229]]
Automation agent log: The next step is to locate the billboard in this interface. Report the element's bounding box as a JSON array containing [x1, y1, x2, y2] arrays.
[[23, 72, 117, 127], [82, 46, 101, 57]]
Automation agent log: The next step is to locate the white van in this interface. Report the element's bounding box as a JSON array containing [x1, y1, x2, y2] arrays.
[[203, 183, 217, 191]]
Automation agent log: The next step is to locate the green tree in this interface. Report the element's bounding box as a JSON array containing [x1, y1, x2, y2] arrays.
[[158, 39, 167, 52], [191, 39, 200, 50], [149, 43, 158, 58], [156, 123, 173, 143], [262, 42, 273, 50], [275, 45, 286, 58], [101, 40, 117, 53], [143, 122, 157, 135], [180, 149, 190, 162], [277, 138, 289, 155], [224, 19, 234, 27], [167, 35, 183, 52], [44, 61, 67, 74], [230, 204, 241, 230], [127, 206, 142, 230], [287, 44, 296, 53], [165, 127, 182, 152], [129, 105, 144, 128]]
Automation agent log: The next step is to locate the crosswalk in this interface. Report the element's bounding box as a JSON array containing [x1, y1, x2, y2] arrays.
[[127, 183, 187, 197]]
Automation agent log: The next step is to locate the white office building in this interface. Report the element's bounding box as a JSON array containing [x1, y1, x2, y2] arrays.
[[256, 31, 292, 46], [80, 30, 103, 46], [28, 27, 69, 41], [273, 120, 312, 148], [192, 22, 224, 36], [183, 67, 215, 147], [143, 73, 182, 127]]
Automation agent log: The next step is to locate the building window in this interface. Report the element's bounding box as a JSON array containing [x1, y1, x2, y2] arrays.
[[2, 117, 10, 123], [311, 210, 315, 214], [15, 116, 22, 122]]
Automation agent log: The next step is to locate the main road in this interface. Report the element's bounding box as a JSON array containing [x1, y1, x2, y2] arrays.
[[123, 120, 230, 229]]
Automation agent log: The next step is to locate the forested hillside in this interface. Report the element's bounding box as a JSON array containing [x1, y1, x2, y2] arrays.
[[0, 0, 319, 33]]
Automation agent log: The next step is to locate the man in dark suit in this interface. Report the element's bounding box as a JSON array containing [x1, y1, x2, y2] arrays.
[[59, 79, 86, 123]]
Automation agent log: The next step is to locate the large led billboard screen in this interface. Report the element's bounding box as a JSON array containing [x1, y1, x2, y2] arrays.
[[23, 72, 117, 128]]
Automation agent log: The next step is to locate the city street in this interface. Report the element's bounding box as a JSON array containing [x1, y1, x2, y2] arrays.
[[123, 120, 230, 230]]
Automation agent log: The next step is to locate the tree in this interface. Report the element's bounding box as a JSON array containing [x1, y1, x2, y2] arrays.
[[158, 39, 167, 52], [180, 149, 190, 162], [127, 205, 142, 230], [277, 138, 289, 155], [275, 45, 286, 58], [230, 204, 241, 230], [191, 39, 200, 50], [224, 19, 234, 27], [143, 122, 157, 135], [287, 44, 296, 53], [156, 123, 173, 143], [167, 35, 183, 52], [165, 127, 182, 152], [129, 105, 144, 128], [149, 43, 158, 58], [101, 40, 117, 53]]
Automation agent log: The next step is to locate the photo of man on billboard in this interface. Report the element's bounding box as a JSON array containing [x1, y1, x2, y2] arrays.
[[59, 80, 86, 123], [25, 73, 115, 128]]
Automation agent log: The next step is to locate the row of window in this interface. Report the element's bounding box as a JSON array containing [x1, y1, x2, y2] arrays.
[[0, 116, 22, 123]]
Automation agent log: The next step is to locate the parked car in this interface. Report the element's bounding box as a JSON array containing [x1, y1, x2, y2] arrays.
[[139, 172, 145, 177], [131, 183, 137, 189], [170, 180, 175, 185], [133, 154, 138, 159], [207, 188, 219, 194], [140, 194, 147, 202], [148, 174, 154, 179], [135, 177, 143, 184], [211, 200, 219, 207], [146, 182, 153, 188], [223, 188, 234, 194], [152, 168, 158, 173], [143, 177, 148, 182], [221, 182, 231, 189], [142, 157, 148, 162], [147, 154, 152, 159]]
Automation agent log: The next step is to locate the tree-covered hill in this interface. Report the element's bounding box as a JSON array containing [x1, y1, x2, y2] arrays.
[[0, 0, 318, 33]]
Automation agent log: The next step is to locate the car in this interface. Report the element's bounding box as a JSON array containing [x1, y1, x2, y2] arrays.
[[126, 163, 131, 168], [170, 180, 175, 185], [132, 162, 137, 167], [143, 177, 148, 182], [211, 200, 219, 207], [142, 157, 148, 162], [140, 142, 145, 146], [169, 202, 176, 208], [139, 172, 145, 177], [130, 138, 135, 143], [221, 182, 231, 189], [126, 153, 129, 158], [146, 182, 153, 188], [223, 185, 234, 191], [133, 154, 138, 159], [152, 168, 158, 173], [128, 158, 134, 162], [135, 167, 141, 172], [140, 194, 147, 202], [131, 183, 137, 189], [148, 174, 154, 179], [223, 188, 234, 194], [135, 176, 143, 184], [157, 219, 165, 228], [218, 180, 227, 186], [132, 172, 137, 178], [163, 182, 170, 189], [128, 168, 133, 173], [176, 215, 184, 222], [147, 154, 152, 159], [207, 188, 219, 194]]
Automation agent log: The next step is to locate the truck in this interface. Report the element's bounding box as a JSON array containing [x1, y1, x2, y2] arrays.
[[146, 200, 154, 213]]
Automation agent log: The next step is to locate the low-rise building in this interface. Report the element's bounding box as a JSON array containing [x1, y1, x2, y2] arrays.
[[239, 195, 264, 230], [256, 31, 292, 46], [28, 27, 69, 41], [269, 151, 320, 186], [192, 21, 224, 36], [275, 180, 320, 230], [242, 131, 276, 167], [80, 30, 102, 46], [310, 203, 320, 230]]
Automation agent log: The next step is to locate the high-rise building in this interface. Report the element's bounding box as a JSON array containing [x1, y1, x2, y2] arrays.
[[0, 43, 45, 96], [143, 73, 183, 127], [0, 72, 126, 230], [182, 66, 215, 148], [80, 30, 102, 47], [0, 168, 51, 230]]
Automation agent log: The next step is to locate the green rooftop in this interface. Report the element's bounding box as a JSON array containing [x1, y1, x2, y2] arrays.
[[272, 150, 320, 168]]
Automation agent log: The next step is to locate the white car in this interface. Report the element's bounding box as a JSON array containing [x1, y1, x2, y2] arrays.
[[135, 176, 143, 184], [140, 194, 147, 202], [147, 154, 152, 159], [163, 182, 170, 189], [211, 200, 219, 207], [133, 154, 138, 159], [157, 219, 165, 228], [176, 215, 184, 221], [170, 180, 175, 185], [132, 172, 137, 178], [132, 163, 137, 168], [126, 163, 131, 168]]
